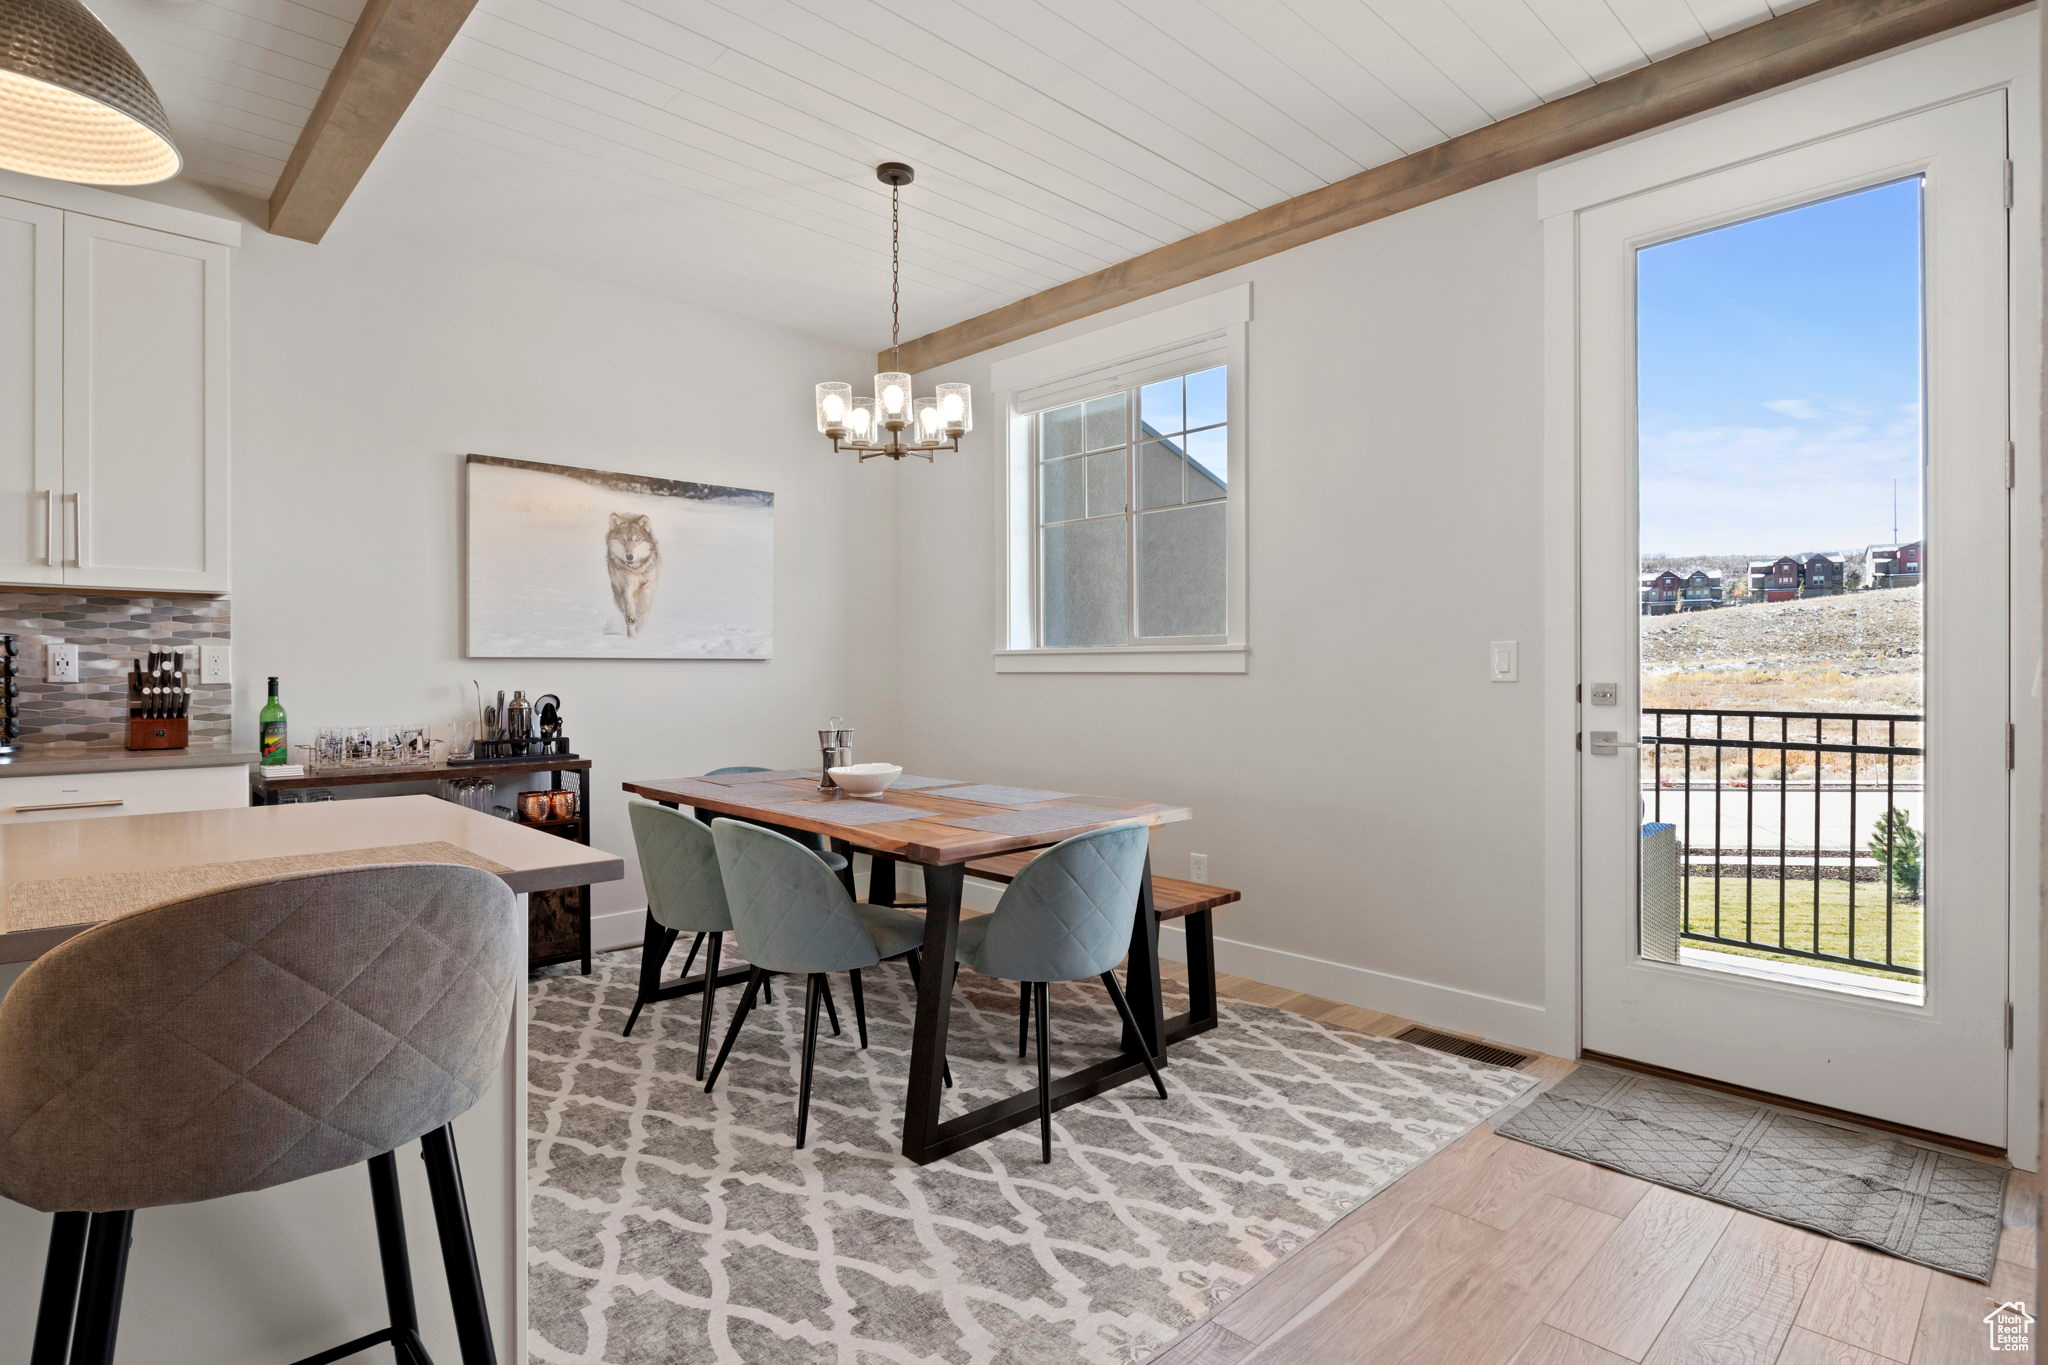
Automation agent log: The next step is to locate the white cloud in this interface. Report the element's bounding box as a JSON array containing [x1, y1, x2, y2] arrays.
[[1762, 398, 1821, 421]]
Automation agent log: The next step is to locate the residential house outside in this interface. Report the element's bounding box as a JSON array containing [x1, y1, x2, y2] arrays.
[[1802, 553, 1846, 596], [1866, 541, 1924, 588], [1641, 570, 1684, 615], [1680, 568, 1724, 610], [1749, 555, 1805, 602]]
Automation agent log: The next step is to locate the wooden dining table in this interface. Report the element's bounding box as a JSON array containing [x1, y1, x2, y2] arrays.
[[621, 771, 1194, 1165]]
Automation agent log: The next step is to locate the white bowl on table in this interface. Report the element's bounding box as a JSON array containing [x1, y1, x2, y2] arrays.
[[828, 762, 902, 796]]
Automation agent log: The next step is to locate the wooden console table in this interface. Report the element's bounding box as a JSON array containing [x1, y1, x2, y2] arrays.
[[251, 757, 595, 973]]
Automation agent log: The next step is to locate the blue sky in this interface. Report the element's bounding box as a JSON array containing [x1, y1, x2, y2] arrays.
[[1637, 177, 1924, 558]]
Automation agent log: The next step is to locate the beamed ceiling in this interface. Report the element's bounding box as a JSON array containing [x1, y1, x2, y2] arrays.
[[99, 0, 1813, 345]]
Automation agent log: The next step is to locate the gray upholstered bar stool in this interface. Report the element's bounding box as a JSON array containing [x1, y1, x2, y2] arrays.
[[953, 823, 1167, 1163], [0, 863, 522, 1365]]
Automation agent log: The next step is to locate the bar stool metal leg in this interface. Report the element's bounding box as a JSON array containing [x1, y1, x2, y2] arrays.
[[368, 1151, 419, 1348], [29, 1211, 88, 1365], [420, 1126, 496, 1365], [70, 1210, 134, 1365]]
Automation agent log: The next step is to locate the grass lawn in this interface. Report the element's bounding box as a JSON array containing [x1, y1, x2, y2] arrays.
[[1682, 876, 1922, 981]]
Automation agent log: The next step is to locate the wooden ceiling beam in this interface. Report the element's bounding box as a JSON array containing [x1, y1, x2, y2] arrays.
[[267, 0, 481, 244], [885, 0, 2022, 374]]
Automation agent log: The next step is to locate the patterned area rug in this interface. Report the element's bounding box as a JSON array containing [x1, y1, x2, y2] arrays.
[[1497, 1062, 2008, 1281], [528, 950, 1534, 1364]]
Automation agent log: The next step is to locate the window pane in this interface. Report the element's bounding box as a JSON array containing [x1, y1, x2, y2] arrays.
[[1085, 449, 1128, 516], [1042, 404, 1085, 460], [1185, 366, 1226, 429], [1043, 519, 1128, 646], [1084, 394, 1127, 451], [1137, 503, 1226, 638], [1139, 438, 1185, 510], [1140, 377, 1182, 436], [1040, 457, 1085, 523], [1184, 427, 1227, 495]]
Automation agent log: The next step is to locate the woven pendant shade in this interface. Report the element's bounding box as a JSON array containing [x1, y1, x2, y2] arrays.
[[0, 0, 179, 185]]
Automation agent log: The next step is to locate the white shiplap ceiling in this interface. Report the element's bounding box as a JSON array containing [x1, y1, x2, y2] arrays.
[[101, 0, 1814, 346]]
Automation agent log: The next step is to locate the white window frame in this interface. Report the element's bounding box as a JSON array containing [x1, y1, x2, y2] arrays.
[[994, 284, 1249, 674]]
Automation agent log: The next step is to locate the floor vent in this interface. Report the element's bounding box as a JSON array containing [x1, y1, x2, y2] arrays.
[[1395, 1027, 1532, 1070]]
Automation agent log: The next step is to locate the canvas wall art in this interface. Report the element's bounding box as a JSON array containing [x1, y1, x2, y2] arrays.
[[465, 454, 773, 659]]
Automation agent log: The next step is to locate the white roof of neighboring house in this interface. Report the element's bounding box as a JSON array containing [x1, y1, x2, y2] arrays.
[[1681, 568, 1723, 581], [1809, 554, 1845, 564]]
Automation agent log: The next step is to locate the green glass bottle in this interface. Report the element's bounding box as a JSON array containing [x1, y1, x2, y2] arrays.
[[259, 676, 287, 766]]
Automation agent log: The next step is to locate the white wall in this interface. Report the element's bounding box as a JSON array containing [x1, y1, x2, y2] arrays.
[[891, 173, 1556, 1046], [224, 220, 904, 947]]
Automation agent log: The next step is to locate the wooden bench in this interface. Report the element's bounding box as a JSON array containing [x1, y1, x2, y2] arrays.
[[964, 851, 1241, 920], [965, 850, 1239, 1044]]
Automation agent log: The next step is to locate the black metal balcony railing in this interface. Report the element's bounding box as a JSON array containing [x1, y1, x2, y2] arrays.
[[1642, 707, 1923, 978]]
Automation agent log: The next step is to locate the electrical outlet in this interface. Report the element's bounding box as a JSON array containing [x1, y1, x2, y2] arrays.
[[1190, 853, 1208, 883], [199, 644, 230, 685], [47, 643, 78, 683]]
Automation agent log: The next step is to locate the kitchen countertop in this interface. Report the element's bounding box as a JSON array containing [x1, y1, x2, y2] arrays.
[[0, 794, 626, 963], [0, 738, 259, 777]]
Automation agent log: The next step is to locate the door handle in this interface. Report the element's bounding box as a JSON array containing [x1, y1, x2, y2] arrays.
[[1588, 732, 1643, 756], [40, 489, 52, 566], [12, 798, 124, 813]]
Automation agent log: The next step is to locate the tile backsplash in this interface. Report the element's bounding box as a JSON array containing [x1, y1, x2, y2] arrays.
[[0, 592, 231, 749]]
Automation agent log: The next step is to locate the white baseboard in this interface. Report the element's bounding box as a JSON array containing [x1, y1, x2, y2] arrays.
[[591, 873, 1550, 1053], [1158, 923, 1551, 1052]]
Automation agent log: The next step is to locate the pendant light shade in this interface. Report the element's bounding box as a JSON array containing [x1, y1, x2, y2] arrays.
[[0, 0, 180, 185]]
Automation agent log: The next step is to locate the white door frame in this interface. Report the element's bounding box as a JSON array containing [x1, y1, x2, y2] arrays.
[[1538, 14, 2043, 1162]]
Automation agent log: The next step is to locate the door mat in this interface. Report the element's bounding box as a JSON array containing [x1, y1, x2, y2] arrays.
[[1497, 1062, 2007, 1281]]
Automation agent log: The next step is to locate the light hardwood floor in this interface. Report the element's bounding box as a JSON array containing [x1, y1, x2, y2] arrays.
[[1148, 966, 2038, 1365]]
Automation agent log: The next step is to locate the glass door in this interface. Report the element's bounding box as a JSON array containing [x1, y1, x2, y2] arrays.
[[1577, 94, 2011, 1144]]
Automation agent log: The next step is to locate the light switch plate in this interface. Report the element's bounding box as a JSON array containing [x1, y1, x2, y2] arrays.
[[47, 643, 78, 683], [199, 644, 230, 685], [1489, 640, 1518, 683]]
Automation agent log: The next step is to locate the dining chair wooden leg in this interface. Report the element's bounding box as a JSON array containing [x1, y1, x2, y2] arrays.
[[704, 967, 767, 1093], [820, 974, 842, 1037], [623, 915, 677, 1038], [903, 952, 952, 1088], [29, 1211, 88, 1365], [69, 1210, 133, 1365], [1099, 972, 1168, 1100], [676, 931, 705, 985], [1018, 981, 1031, 1058], [1032, 983, 1053, 1164], [695, 932, 724, 1082], [796, 973, 825, 1149], [848, 968, 869, 1049]]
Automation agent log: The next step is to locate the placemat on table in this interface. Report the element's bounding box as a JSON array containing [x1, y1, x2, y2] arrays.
[[939, 806, 1133, 837], [9, 841, 513, 933], [694, 767, 819, 785], [931, 783, 1075, 807], [889, 774, 965, 790], [769, 799, 932, 827]]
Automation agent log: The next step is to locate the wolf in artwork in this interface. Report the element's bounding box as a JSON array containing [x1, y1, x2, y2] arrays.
[[606, 512, 661, 638]]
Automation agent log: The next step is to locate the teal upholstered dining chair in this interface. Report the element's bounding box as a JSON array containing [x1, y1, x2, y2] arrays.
[[954, 823, 1166, 1162], [623, 801, 848, 1066], [704, 819, 948, 1148]]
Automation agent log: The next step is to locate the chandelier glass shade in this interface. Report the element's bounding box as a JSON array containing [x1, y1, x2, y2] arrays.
[[815, 164, 972, 462]]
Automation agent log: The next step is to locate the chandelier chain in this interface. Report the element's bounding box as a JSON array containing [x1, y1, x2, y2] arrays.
[[889, 182, 901, 369]]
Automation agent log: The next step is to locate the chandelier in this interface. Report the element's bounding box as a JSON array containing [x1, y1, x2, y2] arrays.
[[815, 163, 972, 462]]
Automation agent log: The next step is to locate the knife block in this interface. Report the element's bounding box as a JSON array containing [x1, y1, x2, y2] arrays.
[[128, 716, 188, 751]]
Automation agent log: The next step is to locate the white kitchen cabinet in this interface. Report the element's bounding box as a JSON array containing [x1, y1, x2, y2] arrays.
[[0, 198, 63, 585], [0, 192, 230, 594], [0, 763, 247, 824]]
